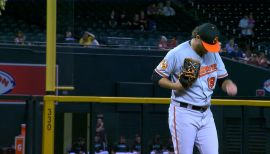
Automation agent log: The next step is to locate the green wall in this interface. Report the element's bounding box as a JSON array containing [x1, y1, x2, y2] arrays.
[[0, 45, 269, 153]]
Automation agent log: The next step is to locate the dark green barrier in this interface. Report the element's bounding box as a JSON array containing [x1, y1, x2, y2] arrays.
[[0, 45, 269, 97], [0, 45, 270, 153]]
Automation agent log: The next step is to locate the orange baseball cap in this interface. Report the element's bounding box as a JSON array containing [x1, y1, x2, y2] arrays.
[[196, 23, 221, 52]]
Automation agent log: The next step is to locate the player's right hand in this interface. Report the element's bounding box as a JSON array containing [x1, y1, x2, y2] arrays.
[[226, 81, 237, 96]]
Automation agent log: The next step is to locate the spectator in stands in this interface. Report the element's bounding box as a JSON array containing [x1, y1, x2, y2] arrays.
[[79, 32, 99, 47], [248, 52, 259, 65], [89, 33, 100, 47], [147, 3, 158, 15], [109, 10, 118, 29], [79, 31, 92, 47], [231, 46, 245, 60], [65, 31, 76, 43], [132, 14, 143, 30], [167, 36, 177, 49], [242, 50, 252, 63], [111, 135, 130, 154], [148, 19, 157, 31], [131, 134, 141, 154], [0, 0, 7, 15], [94, 135, 109, 154], [139, 10, 148, 31], [224, 38, 238, 57], [96, 114, 107, 146], [239, 43, 252, 62], [157, 2, 165, 15], [238, 15, 249, 37], [14, 30, 26, 45], [158, 35, 168, 50], [118, 11, 132, 29], [149, 134, 163, 154], [162, 0, 175, 16], [247, 13, 255, 38], [69, 137, 86, 154], [257, 52, 269, 68]]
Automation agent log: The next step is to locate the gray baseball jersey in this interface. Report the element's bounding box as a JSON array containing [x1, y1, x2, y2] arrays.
[[155, 40, 227, 154], [155, 41, 228, 106]]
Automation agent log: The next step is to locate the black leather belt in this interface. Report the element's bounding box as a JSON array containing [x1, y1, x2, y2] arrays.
[[179, 102, 208, 112]]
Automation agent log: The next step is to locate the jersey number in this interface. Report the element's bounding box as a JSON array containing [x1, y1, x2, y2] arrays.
[[208, 77, 216, 89]]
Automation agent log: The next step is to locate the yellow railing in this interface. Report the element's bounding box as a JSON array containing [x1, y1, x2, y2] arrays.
[[44, 95, 270, 106], [42, 95, 270, 154]]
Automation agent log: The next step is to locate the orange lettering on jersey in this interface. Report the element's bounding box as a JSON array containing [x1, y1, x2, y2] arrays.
[[199, 64, 217, 77]]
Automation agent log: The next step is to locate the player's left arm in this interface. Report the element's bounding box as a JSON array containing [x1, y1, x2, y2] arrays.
[[215, 53, 238, 96]]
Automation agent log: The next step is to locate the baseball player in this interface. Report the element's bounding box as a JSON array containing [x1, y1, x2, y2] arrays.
[[152, 23, 237, 154]]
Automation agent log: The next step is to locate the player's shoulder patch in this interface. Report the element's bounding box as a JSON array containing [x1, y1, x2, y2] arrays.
[[158, 59, 168, 70]]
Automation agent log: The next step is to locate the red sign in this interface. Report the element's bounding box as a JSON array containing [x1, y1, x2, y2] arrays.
[[0, 63, 45, 95], [256, 89, 265, 96]]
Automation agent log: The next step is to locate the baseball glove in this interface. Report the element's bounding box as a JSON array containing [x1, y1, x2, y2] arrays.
[[179, 58, 201, 88]]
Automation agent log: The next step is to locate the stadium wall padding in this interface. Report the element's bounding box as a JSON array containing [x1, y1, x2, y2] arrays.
[[0, 46, 269, 153]]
